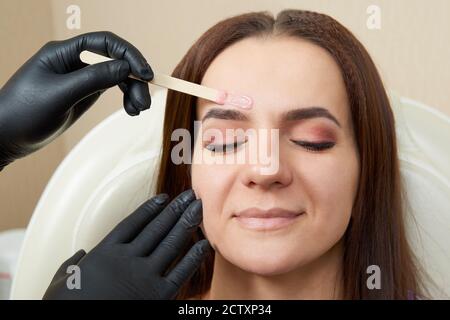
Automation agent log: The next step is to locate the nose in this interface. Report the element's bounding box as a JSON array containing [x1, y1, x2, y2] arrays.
[[241, 163, 293, 190], [240, 131, 293, 190]]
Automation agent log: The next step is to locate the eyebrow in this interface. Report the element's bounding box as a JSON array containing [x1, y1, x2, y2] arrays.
[[201, 106, 341, 127]]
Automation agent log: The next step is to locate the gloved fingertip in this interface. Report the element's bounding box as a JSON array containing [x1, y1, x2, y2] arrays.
[[198, 239, 212, 255], [125, 107, 140, 116], [183, 200, 203, 229], [136, 98, 151, 111], [179, 189, 196, 203], [65, 249, 87, 266], [138, 62, 154, 81], [154, 193, 170, 205], [123, 95, 141, 116], [190, 200, 203, 224], [76, 249, 87, 255]]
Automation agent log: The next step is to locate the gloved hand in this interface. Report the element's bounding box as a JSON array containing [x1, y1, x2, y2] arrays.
[[0, 31, 153, 170], [43, 189, 211, 300]]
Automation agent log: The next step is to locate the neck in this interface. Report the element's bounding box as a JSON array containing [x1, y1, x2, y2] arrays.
[[202, 240, 344, 300]]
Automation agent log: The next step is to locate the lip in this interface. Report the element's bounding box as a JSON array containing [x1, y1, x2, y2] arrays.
[[232, 207, 304, 231]]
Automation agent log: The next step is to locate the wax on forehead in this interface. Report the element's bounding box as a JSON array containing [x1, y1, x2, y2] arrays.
[[216, 90, 253, 109]]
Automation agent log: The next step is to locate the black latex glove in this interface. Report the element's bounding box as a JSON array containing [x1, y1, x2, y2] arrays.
[[0, 31, 153, 170], [43, 189, 211, 300]]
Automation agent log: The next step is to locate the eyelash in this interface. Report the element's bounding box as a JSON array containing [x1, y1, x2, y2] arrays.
[[204, 140, 335, 153], [204, 140, 246, 153], [291, 140, 336, 152]]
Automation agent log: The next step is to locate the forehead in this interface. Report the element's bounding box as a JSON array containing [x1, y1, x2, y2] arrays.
[[196, 36, 350, 125]]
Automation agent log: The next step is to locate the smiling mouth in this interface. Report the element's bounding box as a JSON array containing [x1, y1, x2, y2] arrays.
[[232, 207, 305, 231]]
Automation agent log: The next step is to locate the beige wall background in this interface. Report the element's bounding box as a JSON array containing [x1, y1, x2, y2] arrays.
[[1, 0, 449, 231]]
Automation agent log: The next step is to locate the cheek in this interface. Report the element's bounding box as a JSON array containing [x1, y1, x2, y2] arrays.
[[191, 154, 237, 247], [191, 135, 241, 204], [301, 145, 359, 235]]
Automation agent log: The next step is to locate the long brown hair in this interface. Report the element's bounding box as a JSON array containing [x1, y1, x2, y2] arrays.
[[155, 9, 426, 299]]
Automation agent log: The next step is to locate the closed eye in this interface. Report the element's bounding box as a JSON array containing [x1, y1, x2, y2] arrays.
[[203, 139, 335, 153], [291, 140, 335, 152], [204, 140, 247, 153]]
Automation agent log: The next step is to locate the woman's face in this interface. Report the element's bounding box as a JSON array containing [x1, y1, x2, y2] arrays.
[[191, 36, 360, 276]]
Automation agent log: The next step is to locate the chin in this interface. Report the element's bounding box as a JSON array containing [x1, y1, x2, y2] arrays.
[[239, 260, 298, 276], [227, 248, 306, 276]]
